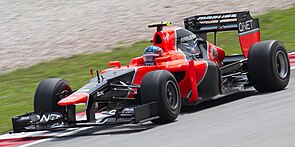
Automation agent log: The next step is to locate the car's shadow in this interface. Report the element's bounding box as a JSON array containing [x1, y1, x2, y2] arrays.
[[180, 89, 259, 114], [48, 89, 270, 142]]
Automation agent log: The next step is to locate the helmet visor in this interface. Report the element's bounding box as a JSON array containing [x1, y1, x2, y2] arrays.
[[143, 54, 158, 66]]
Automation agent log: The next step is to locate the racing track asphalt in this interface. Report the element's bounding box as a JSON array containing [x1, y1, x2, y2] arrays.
[[25, 70, 295, 147]]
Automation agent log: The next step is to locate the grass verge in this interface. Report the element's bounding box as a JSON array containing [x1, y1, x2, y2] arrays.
[[0, 6, 294, 133]]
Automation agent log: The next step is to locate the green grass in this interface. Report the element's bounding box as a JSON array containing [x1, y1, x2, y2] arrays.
[[0, 6, 295, 133]]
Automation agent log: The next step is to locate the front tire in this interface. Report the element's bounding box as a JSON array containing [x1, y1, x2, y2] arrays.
[[140, 70, 181, 124], [34, 78, 72, 113], [247, 40, 290, 92]]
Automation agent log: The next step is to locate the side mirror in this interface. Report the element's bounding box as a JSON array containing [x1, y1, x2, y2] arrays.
[[108, 61, 121, 68]]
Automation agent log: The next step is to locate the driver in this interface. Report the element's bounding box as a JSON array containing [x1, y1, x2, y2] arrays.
[[143, 45, 163, 66]]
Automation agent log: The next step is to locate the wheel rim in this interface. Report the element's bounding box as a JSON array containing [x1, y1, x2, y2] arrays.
[[165, 80, 179, 109], [275, 50, 289, 79]]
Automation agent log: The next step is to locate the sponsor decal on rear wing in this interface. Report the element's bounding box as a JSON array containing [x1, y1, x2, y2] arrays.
[[184, 11, 259, 35]]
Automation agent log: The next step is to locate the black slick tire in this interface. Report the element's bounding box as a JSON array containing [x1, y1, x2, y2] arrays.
[[140, 70, 181, 124], [34, 78, 72, 113], [247, 40, 290, 92]]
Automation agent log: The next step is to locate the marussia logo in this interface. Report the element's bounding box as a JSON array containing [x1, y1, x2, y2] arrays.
[[197, 14, 237, 20]]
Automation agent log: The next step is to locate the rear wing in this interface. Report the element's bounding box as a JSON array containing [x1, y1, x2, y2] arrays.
[[184, 11, 259, 38], [184, 11, 260, 58]]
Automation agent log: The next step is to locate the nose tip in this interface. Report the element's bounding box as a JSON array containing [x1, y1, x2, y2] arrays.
[[58, 92, 88, 106]]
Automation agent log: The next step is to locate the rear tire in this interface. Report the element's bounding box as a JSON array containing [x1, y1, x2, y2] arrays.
[[247, 40, 290, 92], [140, 70, 181, 124], [34, 78, 72, 113]]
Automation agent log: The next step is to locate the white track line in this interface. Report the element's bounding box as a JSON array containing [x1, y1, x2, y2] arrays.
[[19, 113, 109, 147], [19, 127, 94, 147]]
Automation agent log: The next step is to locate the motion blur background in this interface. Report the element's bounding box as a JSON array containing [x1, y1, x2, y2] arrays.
[[0, 0, 294, 72]]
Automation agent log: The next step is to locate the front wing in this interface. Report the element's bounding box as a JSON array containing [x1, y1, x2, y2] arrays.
[[11, 102, 157, 133]]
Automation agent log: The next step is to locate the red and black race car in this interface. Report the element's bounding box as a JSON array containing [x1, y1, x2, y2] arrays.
[[12, 11, 290, 133]]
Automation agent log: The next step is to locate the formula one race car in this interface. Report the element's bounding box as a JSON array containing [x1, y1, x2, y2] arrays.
[[12, 11, 290, 133]]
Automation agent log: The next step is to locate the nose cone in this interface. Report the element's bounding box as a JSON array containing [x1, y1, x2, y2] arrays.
[[58, 92, 88, 106]]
